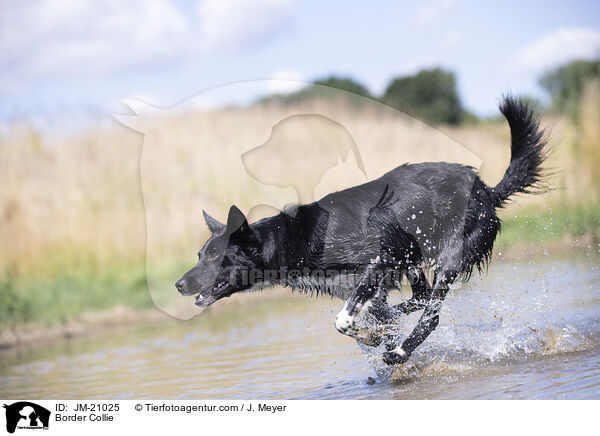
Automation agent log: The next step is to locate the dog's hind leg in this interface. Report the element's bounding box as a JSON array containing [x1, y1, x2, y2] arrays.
[[365, 268, 430, 324], [366, 267, 433, 351], [382, 265, 458, 365], [393, 268, 432, 315], [367, 293, 397, 322]]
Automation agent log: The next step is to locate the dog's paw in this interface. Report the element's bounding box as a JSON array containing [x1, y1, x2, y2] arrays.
[[383, 347, 410, 365]]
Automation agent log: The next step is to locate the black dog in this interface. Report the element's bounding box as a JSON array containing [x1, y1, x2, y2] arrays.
[[176, 97, 547, 365]]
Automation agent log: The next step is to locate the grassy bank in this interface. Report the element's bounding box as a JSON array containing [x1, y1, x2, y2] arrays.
[[0, 256, 150, 331], [497, 201, 600, 248]]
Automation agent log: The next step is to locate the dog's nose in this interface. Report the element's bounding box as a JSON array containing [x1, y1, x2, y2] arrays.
[[175, 279, 186, 292]]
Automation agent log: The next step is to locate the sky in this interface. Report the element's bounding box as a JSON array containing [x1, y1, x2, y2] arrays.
[[1, 0, 599, 126]]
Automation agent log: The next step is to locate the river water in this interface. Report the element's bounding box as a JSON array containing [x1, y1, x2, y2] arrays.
[[1, 252, 599, 399]]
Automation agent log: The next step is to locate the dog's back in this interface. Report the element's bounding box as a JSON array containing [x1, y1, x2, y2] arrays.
[[268, 96, 546, 283]]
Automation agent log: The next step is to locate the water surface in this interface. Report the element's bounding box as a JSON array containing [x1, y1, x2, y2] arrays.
[[1, 253, 599, 399]]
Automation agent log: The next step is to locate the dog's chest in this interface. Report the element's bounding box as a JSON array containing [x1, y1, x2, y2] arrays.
[[288, 273, 358, 299]]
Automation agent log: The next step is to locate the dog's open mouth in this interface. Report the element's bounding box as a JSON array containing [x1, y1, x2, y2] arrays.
[[194, 281, 232, 307]]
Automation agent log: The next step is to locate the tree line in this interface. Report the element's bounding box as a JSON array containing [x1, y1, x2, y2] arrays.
[[259, 59, 600, 125]]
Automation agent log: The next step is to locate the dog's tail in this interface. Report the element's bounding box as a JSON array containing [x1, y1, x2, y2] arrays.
[[490, 96, 548, 208]]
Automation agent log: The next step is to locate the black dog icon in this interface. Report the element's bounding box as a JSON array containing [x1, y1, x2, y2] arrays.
[[3, 402, 50, 434]]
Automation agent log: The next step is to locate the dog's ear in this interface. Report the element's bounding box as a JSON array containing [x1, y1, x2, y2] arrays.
[[203, 210, 226, 234], [226, 205, 260, 245], [226, 205, 249, 234]]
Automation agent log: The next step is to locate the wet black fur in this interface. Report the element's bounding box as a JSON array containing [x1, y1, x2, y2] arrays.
[[176, 96, 548, 364]]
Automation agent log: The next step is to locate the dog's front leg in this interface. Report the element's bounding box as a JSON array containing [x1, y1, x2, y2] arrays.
[[335, 266, 383, 347]]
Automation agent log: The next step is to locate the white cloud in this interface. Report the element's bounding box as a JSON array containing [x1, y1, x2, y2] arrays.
[[266, 70, 305, 94], [0, 0, 296, 93], [414, 0, 458, 26], [197, 0, 294, 51], [0, 0, 190, 82], [513, 27, 600, 75], [0, 0, 188, 72]]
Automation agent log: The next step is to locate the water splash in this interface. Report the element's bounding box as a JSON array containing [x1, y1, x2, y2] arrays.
[[356, 256, 600, 382]]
